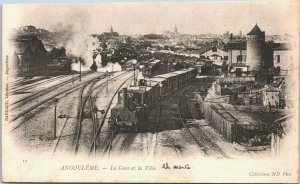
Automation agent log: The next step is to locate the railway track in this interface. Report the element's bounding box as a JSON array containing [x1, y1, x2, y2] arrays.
[[9, 76, 103, 126], [10, 75, 70, 93], [52, 71, 133, 156], [120, 133, 135, 156], [87, 73, 134, 158], [10, 72, 128, 132], [178, 92, 230, 158], [10, 76, 52, 88], [9, 72, 92, 111], [9, 75, 67, 94], [73, 78, 103, 156], [185, 83, 261, 158], [73, 71, 134, 157], [143, 84, 193, 157], [100, 130, 116, 158], [52, 117, 70, 155]]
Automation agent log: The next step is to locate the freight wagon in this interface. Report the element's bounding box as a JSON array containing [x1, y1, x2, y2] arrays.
[[109, 68, 197, 132]]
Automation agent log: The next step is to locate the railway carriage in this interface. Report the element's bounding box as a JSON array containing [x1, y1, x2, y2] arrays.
[[173, 70, 188, 87], [142, 59, 171, 78], [147, 77, 167, 97], [109, 68, 197, 132], [153, 73, 177, 94]]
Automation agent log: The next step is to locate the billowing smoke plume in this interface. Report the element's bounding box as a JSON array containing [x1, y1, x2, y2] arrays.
[[97, 62, 122, 72], [52, 11, 100, 71], [67, 35, 100, 71]]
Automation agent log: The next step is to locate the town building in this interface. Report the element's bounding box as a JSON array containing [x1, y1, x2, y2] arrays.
[[10, 34, 49, 76], [272, 43, 293, 71], [201, 46, 227, 63], [173, 45, 227, 62], [262, 86, 281, 108], [246, 24, 266, 71], [225, 24, 276, 81]]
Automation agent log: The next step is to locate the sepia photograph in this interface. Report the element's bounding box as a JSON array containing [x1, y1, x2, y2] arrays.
[[2, 1, 299, 182]]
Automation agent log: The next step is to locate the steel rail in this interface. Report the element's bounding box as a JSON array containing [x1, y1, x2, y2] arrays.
[[9, 72, 92, 110], [73, 71, 131, 156], [88, 73, 134, 157]]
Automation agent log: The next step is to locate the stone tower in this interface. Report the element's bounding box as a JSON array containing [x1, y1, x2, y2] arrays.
[[110, 25, 113, 33], [246, 24, 265, 71]]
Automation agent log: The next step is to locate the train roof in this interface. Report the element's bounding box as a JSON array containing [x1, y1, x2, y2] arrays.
[[126, 67, 196, 93], [149, 59, 160, 64], [127, 86, 152, 93], [172, 70, 189, 75], [152, 68, 195, 79], [186, 67, 197, 71], [155, 72, 178, 79], [172, 68, 195, 73], [146, 80, 160, 86], [147, 60, 161, 69], [147, 77, 166, 83]]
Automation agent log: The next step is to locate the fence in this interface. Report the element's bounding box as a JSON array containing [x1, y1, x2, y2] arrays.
[[233, 123, 269, 142], [217, 77, 255, 83], [195, 94, 234, 142], [195, 93, 267, 143]]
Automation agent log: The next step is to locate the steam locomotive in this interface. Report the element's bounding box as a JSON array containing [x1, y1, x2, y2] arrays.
[[142, 59, 195, 78], [108, 68, 197, 132], [142, 59, 170, 78]]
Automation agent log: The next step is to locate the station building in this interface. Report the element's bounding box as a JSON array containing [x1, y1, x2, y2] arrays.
[[10, 34, 49, 76]]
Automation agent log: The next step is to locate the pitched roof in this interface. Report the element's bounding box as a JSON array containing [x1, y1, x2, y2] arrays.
[[247, 24, 263, 35], [210, 54, 221, 57], [174, 48, 187, 54], [13, 34, 44, 54], [194, 45, 212, 55], [13, 42, 34, 54], [226, 41, 246, 50], [271, 43, 292, 50]]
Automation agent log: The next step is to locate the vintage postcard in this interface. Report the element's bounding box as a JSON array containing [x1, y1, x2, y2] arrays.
[[2, 1, 299, 183]]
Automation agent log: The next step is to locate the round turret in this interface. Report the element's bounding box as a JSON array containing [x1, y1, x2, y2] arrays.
[[246, 24, 265, 71]]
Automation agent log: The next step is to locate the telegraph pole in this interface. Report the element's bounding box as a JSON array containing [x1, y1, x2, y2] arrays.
[[106, 70, 109, 93], [132, 59, 137, 86], [53, 98, 58, 139], [79, 58, 82, 82], [72, 70, 74, 84], [159, 83, 163, 117], [133, 65, 136, 86], [72, 59, 75, 84]]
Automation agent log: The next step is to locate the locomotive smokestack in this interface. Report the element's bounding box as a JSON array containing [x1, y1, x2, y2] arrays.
[[90, 53, 98, 71], [122, 87, 127, 108]]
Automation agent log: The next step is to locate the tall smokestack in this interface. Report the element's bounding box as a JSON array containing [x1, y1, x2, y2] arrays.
[[122, 88, 127, 108]]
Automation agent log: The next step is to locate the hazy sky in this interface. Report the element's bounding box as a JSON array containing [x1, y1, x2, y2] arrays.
[[3, 1, 299, 35]]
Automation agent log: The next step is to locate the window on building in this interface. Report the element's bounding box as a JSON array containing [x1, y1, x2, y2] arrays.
[[212, 47, 217, 52], [237, 55, 243, 62], [276, 55, 280, 63], [224, 56, 228, 60]]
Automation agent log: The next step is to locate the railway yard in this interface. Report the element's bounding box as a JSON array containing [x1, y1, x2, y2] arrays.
[[7, 69, 270, 159], [2, 4, 298, 184]]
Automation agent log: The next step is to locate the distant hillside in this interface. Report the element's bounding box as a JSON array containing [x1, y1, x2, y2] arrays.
[[15, 25, 67, 51], [144, 34, 165, 40]]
